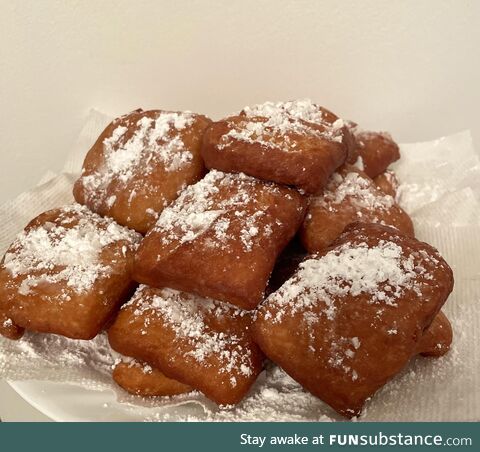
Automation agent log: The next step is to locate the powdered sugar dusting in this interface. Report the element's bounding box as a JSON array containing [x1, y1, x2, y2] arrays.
[[3, 204, 141, 294], [153, 170, 285, 252], [127, 286, 254, 386], [219, 99, 345, 150], [325, 335, 363, 381], [79, 111, 195, 209], [264, 239, 427, 324], [115, 356, 153, 375], [145, 364, 338, 421], [316, 170, 395, 212]]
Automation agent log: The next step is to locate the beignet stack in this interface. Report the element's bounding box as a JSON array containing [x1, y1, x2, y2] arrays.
[[0, 101, 455, 418]]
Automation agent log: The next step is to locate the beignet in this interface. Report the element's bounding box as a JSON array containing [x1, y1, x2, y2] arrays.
[[201, 100, 351, 193], [253, 222, 454, 418], [0, 204, 141, 340], [108, 285, 263, 405], [347, 125, 400, 178], [300, 165, 413, 252], [74, 109, 211, 234], [113, 357, 192, 397], [133, 170, 306, 310]]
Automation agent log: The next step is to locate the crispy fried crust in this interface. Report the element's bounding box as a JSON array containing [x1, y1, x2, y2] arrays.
[[133, 170, 307, 310], [0, 309, 24, 340], [417, 310, 453, 357], [201, 101, 351, 193], [74, 109, 211, 234], [0, 204, 141, 340], [348, 130, 400, 179], [253, 223, 454, 418], [113, 359, 192, 397], [300, 165, 414, 252], [108, 286, 263, 405], [374, 169, 399, 198]]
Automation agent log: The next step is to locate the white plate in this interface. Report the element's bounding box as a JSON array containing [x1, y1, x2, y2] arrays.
[[8, 380, 145, 422]]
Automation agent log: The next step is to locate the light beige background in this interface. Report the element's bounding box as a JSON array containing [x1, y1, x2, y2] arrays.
[[1, 0, 480, 204], [0, 0, 479, 421]]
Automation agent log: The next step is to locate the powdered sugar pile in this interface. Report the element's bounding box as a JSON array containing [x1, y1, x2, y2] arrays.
[[79, 111, 195, 209], [153, 170, 284, 253], [219, 99, 345, 150], [264, 240, 424, 324], [126, 286, 255, 386], [3, 203, 141, 294], [316, 170, 395, 212]]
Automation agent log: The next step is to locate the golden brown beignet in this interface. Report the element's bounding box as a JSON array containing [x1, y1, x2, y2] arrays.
[[201, 100, 352, 193], [0, 204, 141, 340], [347, 126, 400, 179], [108, 285, 263, 405], [300, 165, 413, 252], [113, 358, 192, 397], [417, 310, 453, 357], [253, 222, 454, 418], [133, 170, 306, 310], [74, 109, 211, 234]]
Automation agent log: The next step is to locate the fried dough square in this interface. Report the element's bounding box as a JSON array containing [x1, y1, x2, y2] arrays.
[[253, 222, 454, 418], [133, 170, 306, 309], [113, 357, 192, 397], [0, 204, 141, 340], [74, 109, 211, 234], [300, 165, 414, 252], [347, 126, 400, 178], [201, 100, 351, 193], [108, 285, 263, 405]]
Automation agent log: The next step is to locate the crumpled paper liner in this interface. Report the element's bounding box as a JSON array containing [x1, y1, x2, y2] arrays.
[[0, 111, 479, 421]]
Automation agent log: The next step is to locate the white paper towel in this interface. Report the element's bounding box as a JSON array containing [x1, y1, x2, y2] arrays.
[[0, 112, 479, 421]]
